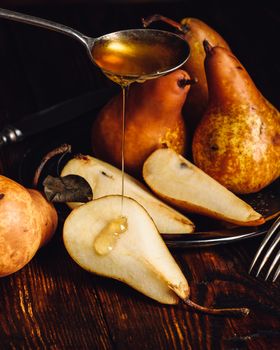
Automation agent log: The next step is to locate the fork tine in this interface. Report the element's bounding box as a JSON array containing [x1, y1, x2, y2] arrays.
[[249, 216, 280, 274], [265, 249, 280, 281], [273, 263, 280, 282], [255, 230, 280, 277]]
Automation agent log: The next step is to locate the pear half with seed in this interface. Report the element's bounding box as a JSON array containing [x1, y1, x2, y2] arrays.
[[61, 155, 194, 234], [63, 195, 249, 316], [143, 148, 264, 226]]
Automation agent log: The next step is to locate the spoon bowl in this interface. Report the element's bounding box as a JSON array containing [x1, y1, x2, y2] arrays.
[[0, 8, 189, 83], [90, 29, 190, 83]]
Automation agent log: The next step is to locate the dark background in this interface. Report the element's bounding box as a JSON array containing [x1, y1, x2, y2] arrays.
[[0, 1, 279, 114], [0, 1, 279, 177]]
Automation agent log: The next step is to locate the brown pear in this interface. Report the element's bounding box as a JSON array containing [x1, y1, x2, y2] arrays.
[[143, 15, 230, 133], [91, 69, 192, 177], [192, 41, 280, 194], [0, 175, 57, 276]]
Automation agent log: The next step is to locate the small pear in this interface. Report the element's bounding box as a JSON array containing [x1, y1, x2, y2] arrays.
[[143, 15, 230, 133], [192, 41, 280, 194], [91, 69, 192, 177], [63, 195, 249, 316], [143, 148, 264, 226], [0, 175, 57, 276], [61, 154, 194, 234]]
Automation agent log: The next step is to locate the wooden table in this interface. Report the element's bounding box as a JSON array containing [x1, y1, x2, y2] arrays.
[[0, 2, 279, 349]]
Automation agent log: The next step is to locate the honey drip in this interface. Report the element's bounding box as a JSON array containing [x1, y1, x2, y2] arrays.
[[93, 79, 129, 255], [120, 85, 128, 211], [94, 216, 128, 256]]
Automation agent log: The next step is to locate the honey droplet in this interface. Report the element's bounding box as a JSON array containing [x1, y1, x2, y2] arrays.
[[94, 216, 128, 255]]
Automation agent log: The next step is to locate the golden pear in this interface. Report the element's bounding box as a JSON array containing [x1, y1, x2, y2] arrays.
[[0, 175, 57, 276], [91, 69, 192, 177], [192, 41, 280, 194]]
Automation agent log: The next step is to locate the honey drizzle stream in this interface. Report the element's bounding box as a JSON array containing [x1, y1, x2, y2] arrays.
[[93, 83, 129, 256], [91, 36, 176, 255], [121, 84, 128, 213]]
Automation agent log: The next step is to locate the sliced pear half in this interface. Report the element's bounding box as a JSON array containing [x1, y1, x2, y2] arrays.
[[61, 155, 194, 234], [63, 195, 189, 304], [143, 148, 264, 226], [63, 194, 249, 316]]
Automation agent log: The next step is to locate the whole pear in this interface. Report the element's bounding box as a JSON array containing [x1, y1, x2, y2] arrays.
[[0, 175, 57, 276], [91, 69, 191, 177], [143, 15, 230, 133], [192, 41, 280, 194]]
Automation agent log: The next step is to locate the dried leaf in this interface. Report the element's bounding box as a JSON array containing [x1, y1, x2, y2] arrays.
[[43, 175, 93, 203]]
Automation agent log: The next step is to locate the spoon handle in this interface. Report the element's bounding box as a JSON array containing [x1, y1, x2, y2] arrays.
[[0, 8, 91, 50]]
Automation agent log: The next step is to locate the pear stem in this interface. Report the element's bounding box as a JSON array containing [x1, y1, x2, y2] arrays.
[[142, 14, 188, 34], [33, 143, 72, 188], [183, 298, 250, 317], [203, 40, 213, 55], [178, 78, 198, 88]]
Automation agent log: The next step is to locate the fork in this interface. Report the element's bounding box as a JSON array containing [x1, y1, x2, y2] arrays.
[[249, 215, 280, 282]]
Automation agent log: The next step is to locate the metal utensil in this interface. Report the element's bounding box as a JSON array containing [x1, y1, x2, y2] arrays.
[[0, 8, 189, 82], [0, 87, 117, 148], [163, 223, 271, 249], [249, 216, 280, 282]]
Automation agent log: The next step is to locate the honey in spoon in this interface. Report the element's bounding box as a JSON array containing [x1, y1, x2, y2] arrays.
[[91, 29, 189, 85]]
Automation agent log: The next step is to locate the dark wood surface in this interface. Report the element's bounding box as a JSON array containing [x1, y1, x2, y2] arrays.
[[0, 2, 279, 349]]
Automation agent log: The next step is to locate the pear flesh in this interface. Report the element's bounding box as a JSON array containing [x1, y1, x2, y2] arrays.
[[143, 148, 264, 226], [61, 155, 194, 234], [63, 195, 189, 304]]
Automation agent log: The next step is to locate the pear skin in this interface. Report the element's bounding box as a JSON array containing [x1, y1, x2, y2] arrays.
[[0, 176, 57, 277], [91, 69, 191, 177], [180, 18, 230, 131], [143, 15, 230, 134], [192, 41, 280, 194]]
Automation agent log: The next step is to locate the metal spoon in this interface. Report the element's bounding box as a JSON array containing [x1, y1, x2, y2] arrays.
[[0, 8, 190, 83]]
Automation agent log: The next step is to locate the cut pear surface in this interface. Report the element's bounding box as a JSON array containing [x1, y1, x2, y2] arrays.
[[63, 195, 189, 304], [143, 148, 264, 226], [61, 155, 194, 234]]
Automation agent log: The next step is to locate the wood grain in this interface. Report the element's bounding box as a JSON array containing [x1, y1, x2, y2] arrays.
[[0, 2, 280, 349]]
